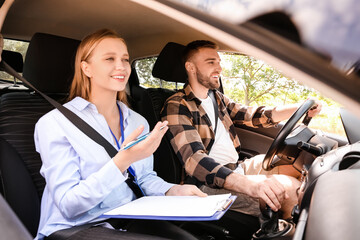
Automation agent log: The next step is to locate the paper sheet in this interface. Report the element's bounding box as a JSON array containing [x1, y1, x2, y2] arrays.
[[103, 193, 232, 217]]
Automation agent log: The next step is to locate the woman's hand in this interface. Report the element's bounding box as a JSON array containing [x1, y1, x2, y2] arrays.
[[166, 184, 207, 197], [113, 121, 168, 171]]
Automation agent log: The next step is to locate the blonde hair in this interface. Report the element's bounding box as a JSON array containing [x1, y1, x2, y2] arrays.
[[68, 28, 128, 105]]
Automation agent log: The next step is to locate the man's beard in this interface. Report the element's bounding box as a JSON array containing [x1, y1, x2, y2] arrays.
[[196, 69, 220, 90]]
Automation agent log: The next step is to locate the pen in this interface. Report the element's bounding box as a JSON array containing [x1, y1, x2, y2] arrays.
[[120, 126, 166, 151], [219, 198, 233, 211]]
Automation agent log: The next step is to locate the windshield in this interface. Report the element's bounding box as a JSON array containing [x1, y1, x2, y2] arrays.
[[171, 0, 360, 74]]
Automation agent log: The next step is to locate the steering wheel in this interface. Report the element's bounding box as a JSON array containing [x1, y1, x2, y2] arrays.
[[262, 99, 317, 171]]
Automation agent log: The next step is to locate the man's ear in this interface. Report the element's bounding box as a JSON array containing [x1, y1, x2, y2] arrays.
[[185, 61, 195, 74], [81, 61, 92, 78]]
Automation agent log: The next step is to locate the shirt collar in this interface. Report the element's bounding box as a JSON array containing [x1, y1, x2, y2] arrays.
[[69, 97, 130, 121], [70, 97, 92, 111], [183, 84, 221, 106], [183, 84, 202, 105], [117, 101, 129, 121]]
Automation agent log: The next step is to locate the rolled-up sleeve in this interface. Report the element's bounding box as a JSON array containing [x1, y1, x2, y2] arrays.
[[223, 95, 277, 128]]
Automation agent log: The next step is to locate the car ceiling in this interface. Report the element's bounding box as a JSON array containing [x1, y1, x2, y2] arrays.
[[3, 0, 360, 117], [2, 0, 231, 60]]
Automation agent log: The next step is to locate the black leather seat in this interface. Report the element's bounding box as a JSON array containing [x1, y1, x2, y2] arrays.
[[129, 42, 187, 184], [0, 32, 80, 237], [0, 49, 25, 94], [0, 49, 24, 73]]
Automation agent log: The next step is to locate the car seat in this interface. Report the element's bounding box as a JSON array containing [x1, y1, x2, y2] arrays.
[[128, 42, 188, 184], [0, 49, 24, 194], [0, 49, 25, 94], [0, 49, 24, 73], [0, 32, 80, 237]]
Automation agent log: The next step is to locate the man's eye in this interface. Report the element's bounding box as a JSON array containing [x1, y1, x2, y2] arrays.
[[123, 58, 129, 62]]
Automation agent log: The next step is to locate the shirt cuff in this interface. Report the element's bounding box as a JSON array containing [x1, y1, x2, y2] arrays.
[[160, 183, 175, 196], [264, 108, 278, 125], [98, 159, 127, 189], [214, 166, 233, 188]]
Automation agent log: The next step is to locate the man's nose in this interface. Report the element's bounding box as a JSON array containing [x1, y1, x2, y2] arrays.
[[216, 62, 222, 72]]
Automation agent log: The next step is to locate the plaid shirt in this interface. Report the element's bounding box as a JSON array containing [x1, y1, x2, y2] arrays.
[[160, 84, 276, 188]]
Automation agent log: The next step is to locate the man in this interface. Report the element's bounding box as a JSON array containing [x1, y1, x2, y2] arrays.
[[160, 40, 322, 219]]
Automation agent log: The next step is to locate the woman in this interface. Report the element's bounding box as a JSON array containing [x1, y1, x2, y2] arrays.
[[34, 28, 205, 240]]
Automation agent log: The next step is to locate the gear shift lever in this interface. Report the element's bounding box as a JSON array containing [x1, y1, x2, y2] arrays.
[[259, 205, 279, 234], [252, 204, 294, 239]]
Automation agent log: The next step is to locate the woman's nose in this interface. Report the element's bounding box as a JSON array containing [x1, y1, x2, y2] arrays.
[[115, 60, 125, 70]]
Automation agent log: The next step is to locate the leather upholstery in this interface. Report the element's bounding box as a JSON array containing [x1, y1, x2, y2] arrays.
[[131, 86, 182, 183], [0, 33, 80, 236], [23, 32, 79, 94], [0, 50, 24, 73], [152, 42, 187, 83], [129, 42, 187, 184]]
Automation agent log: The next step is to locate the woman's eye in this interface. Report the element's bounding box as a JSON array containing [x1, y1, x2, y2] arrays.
[[123, 58, 129, 62], [106, 57, 114, 61]]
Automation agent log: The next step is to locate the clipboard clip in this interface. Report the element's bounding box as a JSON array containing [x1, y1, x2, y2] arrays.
[[216, 198, 234, 211]]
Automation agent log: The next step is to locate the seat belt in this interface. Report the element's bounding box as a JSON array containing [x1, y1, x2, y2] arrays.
[[0, 61, 144, 198], [207, 89, 219, 152]]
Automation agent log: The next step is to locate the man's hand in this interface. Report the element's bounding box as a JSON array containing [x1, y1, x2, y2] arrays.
[[271, 97, 323, 123], [166, 184, 207, 197], [306, 98, 323, 118], [246, 175, 289, 212], [225, 173, 289, 212]]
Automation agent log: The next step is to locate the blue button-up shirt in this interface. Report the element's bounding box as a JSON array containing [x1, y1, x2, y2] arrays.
[[34, 97, 173, 240]]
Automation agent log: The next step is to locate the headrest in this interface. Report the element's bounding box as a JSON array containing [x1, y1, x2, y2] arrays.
[[23, 32, 80, 94], [0, 50, 23, 72], [152, 42, 187, 83]]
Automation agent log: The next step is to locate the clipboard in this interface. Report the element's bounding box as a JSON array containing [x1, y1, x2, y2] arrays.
[[100, 194, 236, 221]]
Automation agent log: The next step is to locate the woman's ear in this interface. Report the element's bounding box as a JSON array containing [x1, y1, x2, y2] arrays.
[[81, 61, 92, 78]]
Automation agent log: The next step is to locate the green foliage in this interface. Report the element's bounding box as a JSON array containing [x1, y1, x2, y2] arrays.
[[135, 57, 158, 87], [220, 53, 345, 136], [221, 53, 296, 105]]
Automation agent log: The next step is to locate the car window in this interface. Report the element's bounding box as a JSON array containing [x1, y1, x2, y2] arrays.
[[219, 52, 346, 137], [134, 57, 185, 90], [133, 53, 346, 138], [0, 38, 29, 82]]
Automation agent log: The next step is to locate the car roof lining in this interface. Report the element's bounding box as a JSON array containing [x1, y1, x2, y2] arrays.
[[3, 0, 360, 117], [3, 0, 229, 60]]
